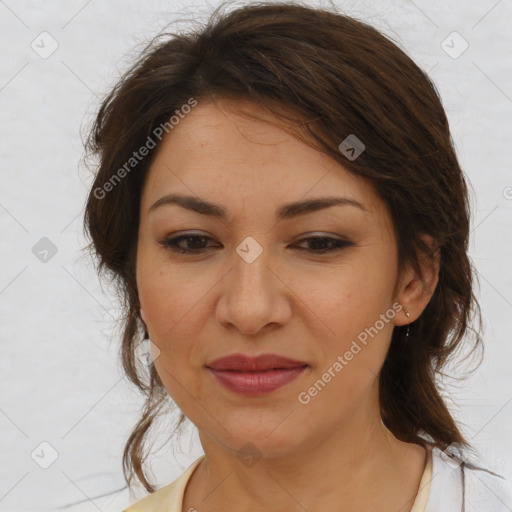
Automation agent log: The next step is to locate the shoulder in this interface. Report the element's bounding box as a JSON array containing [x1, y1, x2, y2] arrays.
[[123, 455, 205, 512], [426, 446, 512, 512]]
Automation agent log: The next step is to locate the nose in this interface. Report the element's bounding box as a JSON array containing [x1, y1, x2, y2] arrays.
[[215, 242, 292, 336]]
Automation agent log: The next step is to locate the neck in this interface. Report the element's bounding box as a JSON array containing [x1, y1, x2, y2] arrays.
[[183, 401, 426, 512]]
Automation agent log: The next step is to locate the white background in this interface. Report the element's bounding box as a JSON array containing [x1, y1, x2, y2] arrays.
[[1, 0, 511, 510]]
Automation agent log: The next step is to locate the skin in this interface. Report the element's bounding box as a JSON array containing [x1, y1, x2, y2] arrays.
[[136, 98, 439, 512]]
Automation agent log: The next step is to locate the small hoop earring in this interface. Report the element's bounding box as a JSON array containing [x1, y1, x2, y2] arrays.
[[403, 305, 411, 337]]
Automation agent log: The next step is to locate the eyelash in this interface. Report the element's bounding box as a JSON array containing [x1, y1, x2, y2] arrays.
[[157, 234, 354, 255]]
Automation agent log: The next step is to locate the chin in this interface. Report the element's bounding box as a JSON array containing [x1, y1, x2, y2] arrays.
[[214, 417, 304, 459]]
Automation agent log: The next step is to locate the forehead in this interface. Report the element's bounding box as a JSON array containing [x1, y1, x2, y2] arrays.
[[142, 98, 385, 221]]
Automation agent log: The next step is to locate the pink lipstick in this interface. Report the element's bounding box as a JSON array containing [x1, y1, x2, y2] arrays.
[[206, 353, 308, 396]]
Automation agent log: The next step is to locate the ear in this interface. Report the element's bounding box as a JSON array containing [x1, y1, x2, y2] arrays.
[[394, 233, 440, 327]]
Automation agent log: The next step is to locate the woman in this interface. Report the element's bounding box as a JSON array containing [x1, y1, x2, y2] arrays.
[[83, 2, 512, 511]]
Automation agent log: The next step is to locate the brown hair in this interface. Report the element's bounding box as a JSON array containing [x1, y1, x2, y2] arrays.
[[83, 0, 482, 493]]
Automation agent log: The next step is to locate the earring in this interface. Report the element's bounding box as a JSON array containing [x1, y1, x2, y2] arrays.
[[403, 305, 411, 337]]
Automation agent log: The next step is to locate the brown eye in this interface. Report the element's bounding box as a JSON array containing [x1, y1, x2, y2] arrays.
[[294, 236, 354, 253], [157, 233, 354, 256], [158, 234, 219, 254]]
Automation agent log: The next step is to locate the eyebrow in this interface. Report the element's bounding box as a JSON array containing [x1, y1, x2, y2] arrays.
[[148, 193, 369, 220]]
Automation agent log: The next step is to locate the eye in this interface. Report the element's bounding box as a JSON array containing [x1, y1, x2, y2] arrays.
[[158, 233, 354, 255], [157, 233, 219, 254], [295, 235, 354, 253]]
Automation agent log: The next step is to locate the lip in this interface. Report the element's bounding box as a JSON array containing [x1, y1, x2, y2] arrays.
[[206, 353, 308, 371], [206, 353, 309, 396]]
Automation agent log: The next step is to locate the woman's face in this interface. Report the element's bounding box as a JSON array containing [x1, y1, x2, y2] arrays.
[[136, 98, 406, 458]]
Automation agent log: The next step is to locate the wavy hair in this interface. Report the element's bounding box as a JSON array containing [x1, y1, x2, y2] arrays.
[[83, 1, 482, 492]]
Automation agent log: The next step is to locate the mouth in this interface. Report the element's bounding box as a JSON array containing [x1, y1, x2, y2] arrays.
[[205, 353, 309, 395], [207, 366, 308, 395], [206, 353, 309, 372]]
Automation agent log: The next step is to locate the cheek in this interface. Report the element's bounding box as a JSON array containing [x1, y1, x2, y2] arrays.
[[293, 258, 395, 336], [137, 259, 204, 335], [138, 270, 205, 406], [136, 260, 212, 380], [323, 285, 395, 374], [297, 319, 393, 426], [296, 261, 396, 393]]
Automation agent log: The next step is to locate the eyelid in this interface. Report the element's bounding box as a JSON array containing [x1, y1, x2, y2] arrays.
[[295, 231, 350, 240], [159, 230, 351, 243], [157, 231, 355, 256]]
